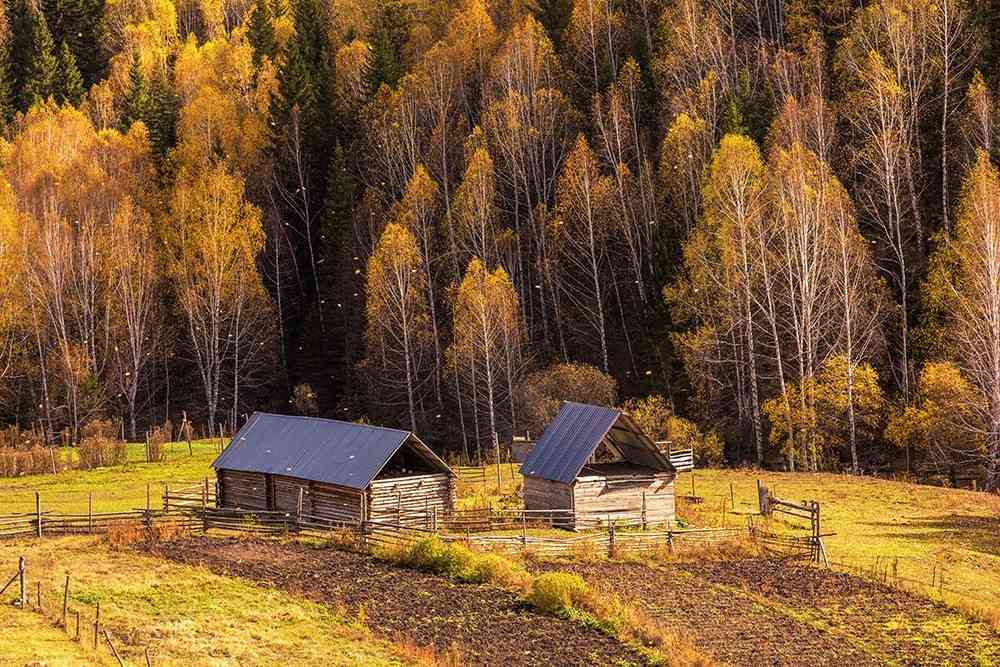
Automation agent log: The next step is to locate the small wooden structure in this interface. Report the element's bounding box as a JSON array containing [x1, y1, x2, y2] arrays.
[[520, 402, 676, 530], [213, 413, 455, 526]]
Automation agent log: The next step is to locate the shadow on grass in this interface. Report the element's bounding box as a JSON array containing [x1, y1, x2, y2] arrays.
[[861, 514, 1000, 559]]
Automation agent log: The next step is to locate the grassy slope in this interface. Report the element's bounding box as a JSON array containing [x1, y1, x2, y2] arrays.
[[680, 469, 1000, 610], [0, 441, 219, 514], [0, 536, 411, 667]]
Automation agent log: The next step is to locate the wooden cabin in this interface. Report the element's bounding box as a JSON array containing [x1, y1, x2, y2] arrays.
[[213, 412, 455, 526], [520, 402, 676, 530]]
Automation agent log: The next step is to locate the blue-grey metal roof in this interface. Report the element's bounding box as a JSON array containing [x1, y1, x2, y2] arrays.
[[520, 402, 673, 483], [212, 412, 453, 490]]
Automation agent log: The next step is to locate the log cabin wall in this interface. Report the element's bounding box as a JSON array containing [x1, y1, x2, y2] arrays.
[[217, 469, 269, 510], [573, 472, 675, 527], [272, 475, 314, 515], [367, 473, 453, 526], [310, 481, 365, 523], [522, 476, 574, 512]]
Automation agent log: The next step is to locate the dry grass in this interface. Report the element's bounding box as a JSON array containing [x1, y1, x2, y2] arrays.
[[0, 536, 415, 666], [394, 636, 465, 667], [106, 518, 191, 550]]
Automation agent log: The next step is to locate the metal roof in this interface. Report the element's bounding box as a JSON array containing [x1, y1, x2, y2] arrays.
[[212, 412, 453, 490], [520, 402, 673, 483]]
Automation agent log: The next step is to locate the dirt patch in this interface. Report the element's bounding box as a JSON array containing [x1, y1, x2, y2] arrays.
[[156, 538, 649, 667], [548, 558, 1000, 667]]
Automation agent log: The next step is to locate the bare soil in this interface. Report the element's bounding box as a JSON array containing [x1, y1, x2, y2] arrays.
[[549, 558, 1000, 667], [156, 537, 649, 666]]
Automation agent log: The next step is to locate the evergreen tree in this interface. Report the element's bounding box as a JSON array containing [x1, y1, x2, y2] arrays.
[[21, 9, 59, 107], [120, 55, 149, 132], [365, 1, 407, 92], [0, 42, 14, 125], [57, 40, 84, 105], [146, 74, 178, 160], [40, 0, 105, 85], [247, 0, 276, 67]]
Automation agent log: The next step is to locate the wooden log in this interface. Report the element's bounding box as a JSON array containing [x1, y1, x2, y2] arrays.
[[94, 601, 100, 649], [104, 630, 125, 666], [36, 492, 42, 538], [62, 574, 69, 625], [18, 556, 25, 608], [75, 610, 80, 641]]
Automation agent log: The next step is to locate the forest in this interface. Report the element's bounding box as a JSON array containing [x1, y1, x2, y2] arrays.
[[1, 0, 1000, 488]]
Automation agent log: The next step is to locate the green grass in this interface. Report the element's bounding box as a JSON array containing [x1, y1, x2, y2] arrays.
[[0, 536, 412, 666], [678, 469, 1000, 618], [0, 440, 220, 514]]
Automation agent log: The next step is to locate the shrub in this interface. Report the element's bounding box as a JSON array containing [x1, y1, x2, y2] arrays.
[[78, 436, 128, 469], [468, 553, 532, 591], [0, 445, 65, 477], [528, 572, 589, 614], [146, 423, 171, 463], [405, 536, 476, 579], [106, 520, 144, 549]]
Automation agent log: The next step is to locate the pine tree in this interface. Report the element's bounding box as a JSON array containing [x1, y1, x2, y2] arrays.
[[57, 40, 84, 105], [145, 74, 178, 160], [365, 0, 407, 92], [0, 42, 14, 125], [247, 0, 276, 67], [120, 55, 149, 132], [21, 9, 59, 107]]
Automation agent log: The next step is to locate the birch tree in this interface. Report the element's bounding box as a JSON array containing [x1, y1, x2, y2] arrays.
[[364, 223, 432, 432]]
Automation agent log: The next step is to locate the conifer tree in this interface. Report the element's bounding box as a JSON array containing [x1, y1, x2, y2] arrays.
[[0, 43, 13, 125], [57, 40, 83, 105], [146, 74, 178, 161], [21, 9, 59, 107], [248, 0, 276, 67], [365, 0, 407, 92], [120, 55, 149, 132]]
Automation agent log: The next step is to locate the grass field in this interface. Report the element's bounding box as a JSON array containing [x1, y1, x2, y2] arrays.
[[678, 468, 1000, 618], [2, 448, 997, 626], [0, 440, 220, 514], [0, 536, 413, 666]]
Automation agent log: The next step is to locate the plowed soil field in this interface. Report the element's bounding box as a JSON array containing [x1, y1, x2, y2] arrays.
[[550, 558, 1000, 667], [157, 537, 649, 667]]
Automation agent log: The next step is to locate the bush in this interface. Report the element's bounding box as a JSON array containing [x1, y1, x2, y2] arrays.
[[468, 553, 532, 590], [528, 572, 589, 614], [78, 436, 128, 470], [405, 536, 476, 579], [0, 446, 64, 477]]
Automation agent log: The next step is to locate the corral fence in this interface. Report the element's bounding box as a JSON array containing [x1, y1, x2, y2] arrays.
[[756, 480, 829, 564]]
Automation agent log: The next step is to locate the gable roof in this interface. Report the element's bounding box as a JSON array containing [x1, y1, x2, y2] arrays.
[[520, 402, 673, 484], [212, 412, 453, 490]]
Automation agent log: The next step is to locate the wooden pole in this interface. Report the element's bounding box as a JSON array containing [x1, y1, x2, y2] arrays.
[[730, 482, 735, 507], [62, 574, 69, 625], [75, 610, 80, 641], [641, 491, 647, 530], [35, 492, 42, 537], [147, 483, 151, 512], [164, 484, 170, 514], [18, 556, 25, 608], [297, 487, 304, 522], [88, 492, 93, 534], [494, 433, 502, 492], [104, 630, 125, 667], [94, 601, 100, 649], [145, 647, 153, 667], [36, 581, 41, 610]]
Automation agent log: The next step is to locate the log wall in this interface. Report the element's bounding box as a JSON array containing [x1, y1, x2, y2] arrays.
[[272, 475, 314, 515], [573, 472, 675, 527], [368, 473, 453, 526], [522, 476, 574, 513], [310, 481, 365, 523], [217, 470, 269, 510]]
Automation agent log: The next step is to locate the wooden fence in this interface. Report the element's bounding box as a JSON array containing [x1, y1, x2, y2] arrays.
[[162, 480, 218, 512], [756, 481, 828, 564]]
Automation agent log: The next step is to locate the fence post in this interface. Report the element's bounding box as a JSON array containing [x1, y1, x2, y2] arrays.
[[88, 493, 93, 534], [164, 485, 169, 514], [431, 507, 437, 532], [62, 574, 69, 625], [35, 492, 42, 538], [396, 491, 401, 527], [202, 480, 208, 533], [494, 432, 502, 492], [297, 487, 304, 525], [94, 601, 100, 649], [608, 520, 616, 558], [424, 498, 429, 530], [18, 556, 25, 608], [641, 491, 647, 531], [146, 483, 151, 512]]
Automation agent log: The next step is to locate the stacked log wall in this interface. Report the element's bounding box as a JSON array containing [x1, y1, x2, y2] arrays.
[[217, 470, 269, 510], [368, 473, 453, 526], [573, 472, 675, 526]]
